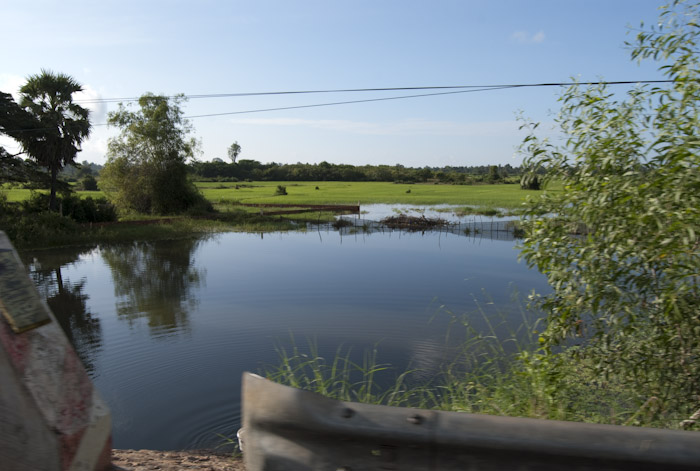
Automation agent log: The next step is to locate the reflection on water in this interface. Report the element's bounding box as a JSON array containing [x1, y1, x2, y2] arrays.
[[23, 227, 550, 451], [24, 248, 102, 374], [48, 279, 102, 375], [353, 204, 521, 224], [101, 239, 206, 338]]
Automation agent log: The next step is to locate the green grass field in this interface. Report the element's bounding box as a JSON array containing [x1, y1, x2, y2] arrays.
[[198, 181, 554, 208], [1, 188, 106, 203], [3, 181, 556, 209]]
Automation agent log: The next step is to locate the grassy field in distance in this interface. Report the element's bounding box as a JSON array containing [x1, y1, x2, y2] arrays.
[[2, 181, 558, 210], [1, 188, 107, 203], [198, 181, 556, 209]]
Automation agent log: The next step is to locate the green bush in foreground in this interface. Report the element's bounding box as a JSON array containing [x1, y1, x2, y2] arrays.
[[519, 0, 700, 420], [0, 199, 79, 247]]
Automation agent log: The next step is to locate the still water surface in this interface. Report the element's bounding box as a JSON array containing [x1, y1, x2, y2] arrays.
[[22, 223, 549, 450]]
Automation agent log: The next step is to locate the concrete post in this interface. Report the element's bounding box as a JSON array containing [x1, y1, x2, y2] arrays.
[[0, 232, 112, 471]]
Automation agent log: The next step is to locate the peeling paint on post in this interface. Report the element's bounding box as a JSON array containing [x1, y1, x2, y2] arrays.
[[0, 232, 112, 471]]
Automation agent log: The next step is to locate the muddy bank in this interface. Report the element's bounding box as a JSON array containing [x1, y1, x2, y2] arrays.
[[112, 449, 244, 471]]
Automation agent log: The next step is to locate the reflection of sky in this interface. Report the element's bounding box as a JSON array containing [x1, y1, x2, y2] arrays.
[[349, 203, 521, 223], [37, 230, 550, 451]]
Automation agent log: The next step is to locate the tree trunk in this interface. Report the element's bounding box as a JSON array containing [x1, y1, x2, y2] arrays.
[[55, 267, 64, 294], [49, 165, 58, 211]]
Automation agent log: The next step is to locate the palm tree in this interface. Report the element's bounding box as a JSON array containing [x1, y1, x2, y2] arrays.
[[19, 70, 91, 211]]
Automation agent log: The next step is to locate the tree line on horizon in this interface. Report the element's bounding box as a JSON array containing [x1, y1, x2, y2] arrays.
[[56, 159, 530, 185], [188, 159, 527, 184]]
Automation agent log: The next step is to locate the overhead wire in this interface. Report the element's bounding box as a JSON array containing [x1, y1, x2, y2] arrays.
[[73, 80, 673, 104], [182, 85, 516, 119], [3, 79, 674, 132]]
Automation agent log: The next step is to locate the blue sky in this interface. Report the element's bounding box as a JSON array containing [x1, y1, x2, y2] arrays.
[[1, 0, 668, 167]]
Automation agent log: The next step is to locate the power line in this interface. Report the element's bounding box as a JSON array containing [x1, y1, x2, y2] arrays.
[[182, 85, 515, 119], [3, 79, 675, 132], [74, 80, 673, 104], [101, 80, 673, 124]]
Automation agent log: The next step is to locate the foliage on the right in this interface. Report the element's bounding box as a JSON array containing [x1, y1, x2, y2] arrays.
[[519, 0, 700, 422]]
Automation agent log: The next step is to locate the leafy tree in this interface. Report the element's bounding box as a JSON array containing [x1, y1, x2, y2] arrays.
[[16, 71, 91, 210], [0, 148, 49, 187], [76, 163, 94, 178], [101, 93, 208, 214], [0, 91, 36, 143], [487, 165, 502, 183], [519, 0, 700, 412], [0, 92, 52, 186], [228, 141, 241, 164]]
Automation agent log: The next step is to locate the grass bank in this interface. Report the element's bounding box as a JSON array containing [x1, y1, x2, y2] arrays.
[[0, 209, 298, 250]]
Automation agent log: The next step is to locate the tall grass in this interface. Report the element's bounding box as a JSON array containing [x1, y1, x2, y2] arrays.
[[266, 336, 418, 407], [265, 295, 696, 430]]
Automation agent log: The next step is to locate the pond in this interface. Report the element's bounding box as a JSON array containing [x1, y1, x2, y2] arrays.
[[21, 215, 550, 451]]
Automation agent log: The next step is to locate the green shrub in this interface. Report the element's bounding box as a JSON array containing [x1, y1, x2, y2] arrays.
[[184, 197, 214, 217], [79, 175, 99, 191], [18, 192, 116, 223], [0, 204, 79, 247], [519, 1, 700, 416], [20, 191, 51, 213], [60, 195, 117, 223]]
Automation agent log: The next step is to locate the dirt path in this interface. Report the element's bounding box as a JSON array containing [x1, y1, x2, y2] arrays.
[[112, 449, 245, 471]]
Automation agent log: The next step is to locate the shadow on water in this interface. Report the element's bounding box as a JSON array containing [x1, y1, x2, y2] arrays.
[[23, 247, 103, 375], [101, 237, 207, 338]]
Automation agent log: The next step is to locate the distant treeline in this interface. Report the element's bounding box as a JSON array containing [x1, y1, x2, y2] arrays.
[[188, 160, 527, 184], [56, 159, 532, 185], [60, 160, 104, 181]]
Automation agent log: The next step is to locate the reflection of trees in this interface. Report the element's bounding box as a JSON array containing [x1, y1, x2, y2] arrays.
[[101, 238, 205, 337], [23, 247, 102, 374], [48, 279, 101, 374]]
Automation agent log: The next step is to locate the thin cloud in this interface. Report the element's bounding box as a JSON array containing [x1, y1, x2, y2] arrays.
[[75, 85, 108, 123], [0, 135, 21, 154], [79, 135, 109, 160], [511, 30, 546, 44]]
